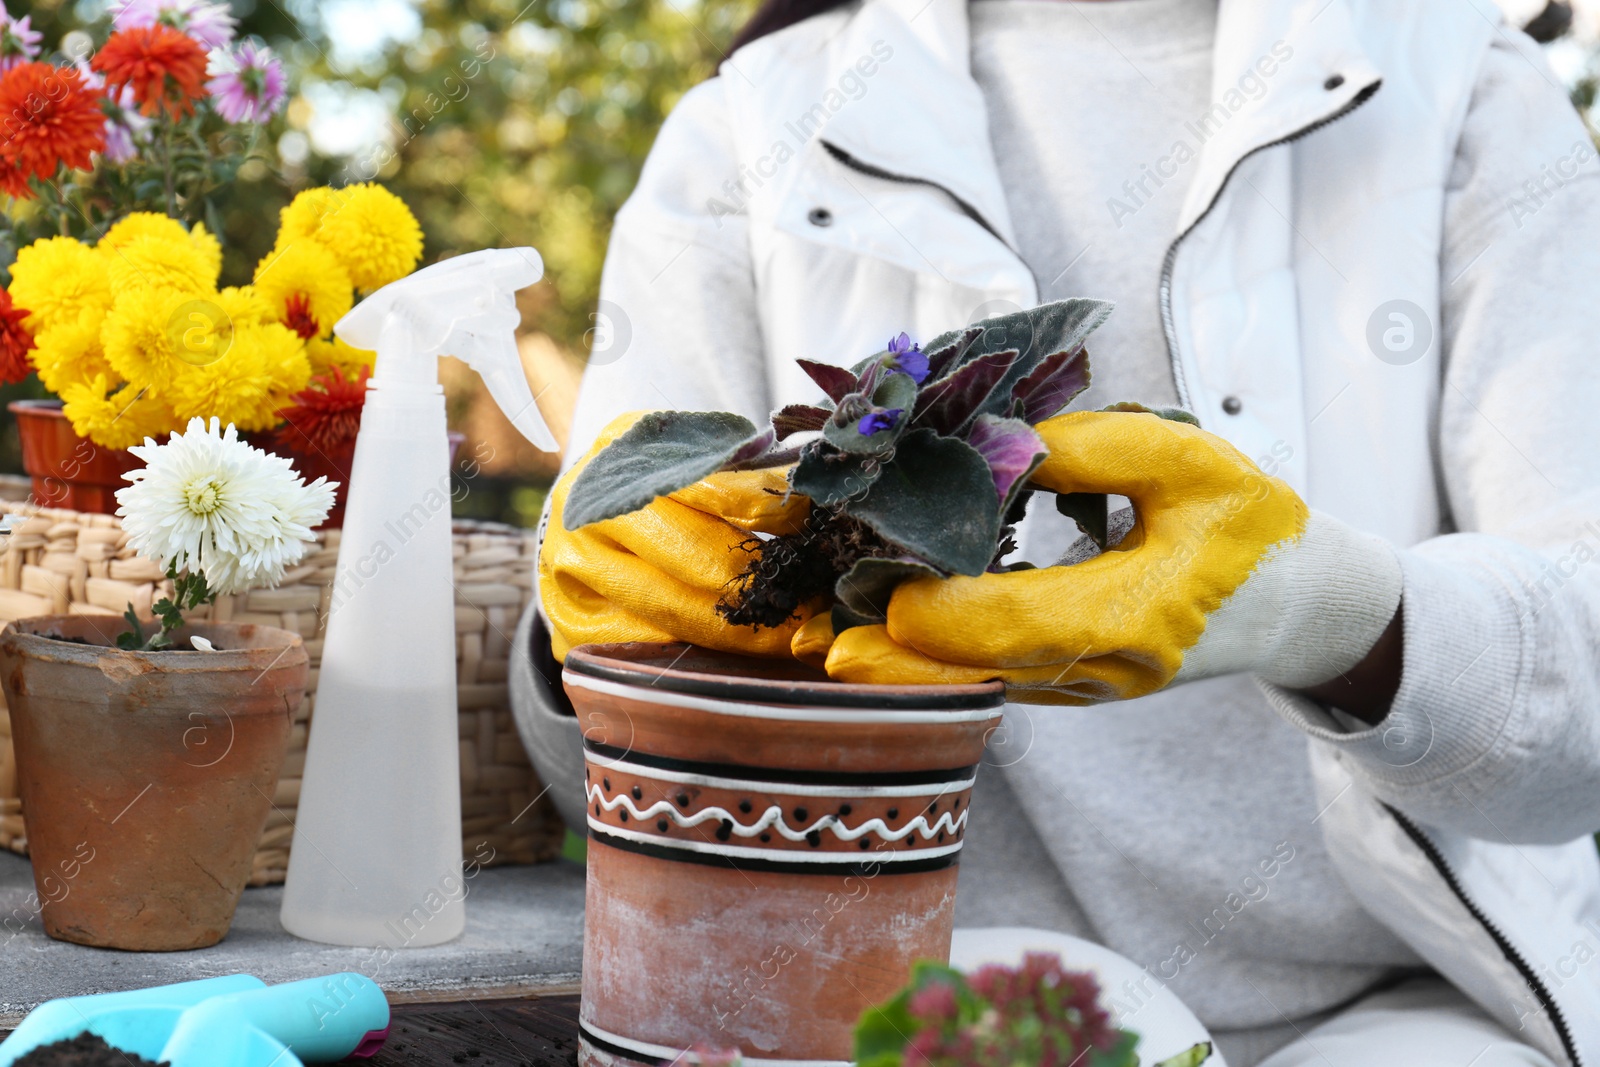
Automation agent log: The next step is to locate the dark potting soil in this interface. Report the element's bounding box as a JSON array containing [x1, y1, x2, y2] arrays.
[[12, 1033, 166, 1067]]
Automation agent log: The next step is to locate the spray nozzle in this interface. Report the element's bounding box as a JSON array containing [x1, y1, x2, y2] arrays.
[[334, 247, 557, 451]]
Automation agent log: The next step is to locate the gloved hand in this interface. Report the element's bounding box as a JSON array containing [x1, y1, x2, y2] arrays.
[[539, 412, 813, 661], [823, 410, 1402, 704]]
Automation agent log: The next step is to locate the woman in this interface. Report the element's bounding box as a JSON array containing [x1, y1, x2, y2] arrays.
[[514, 0, 1600, 1062]]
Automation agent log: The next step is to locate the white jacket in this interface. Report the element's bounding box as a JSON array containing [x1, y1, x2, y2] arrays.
[[547, 0, 1600, 1060]]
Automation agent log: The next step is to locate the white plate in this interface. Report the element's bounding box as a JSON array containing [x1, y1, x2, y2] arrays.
[[949, 927, 1226, 1067]]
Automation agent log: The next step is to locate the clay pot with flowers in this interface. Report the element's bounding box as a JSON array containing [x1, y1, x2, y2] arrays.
[[0, 418, 334, 950], [553, 300, 1207, 1065], [0, 5, 425, 524]]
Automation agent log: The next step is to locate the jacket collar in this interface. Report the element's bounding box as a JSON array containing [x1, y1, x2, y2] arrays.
[[811, 0, 1383, 242]]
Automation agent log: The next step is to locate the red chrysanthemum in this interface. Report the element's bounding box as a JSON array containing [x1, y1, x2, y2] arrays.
[[0, 288, 37, 386], [91, 26, 208, 120], [276, 365, 370, 454], [0, 62, 107, 198], [282, 293, 320, 340]]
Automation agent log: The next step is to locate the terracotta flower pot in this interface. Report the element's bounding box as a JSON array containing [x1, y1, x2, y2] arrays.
[[563, 643, 1006, 1067], [7, 398, 466, 528], [260, 426, 466, 529], [0, 615, 307, 951], [9, 399, 141, 515]]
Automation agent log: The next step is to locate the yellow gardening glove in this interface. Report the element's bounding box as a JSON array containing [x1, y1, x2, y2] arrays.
[[824, 410, 1402, 704], [539, 412, 814, 661]]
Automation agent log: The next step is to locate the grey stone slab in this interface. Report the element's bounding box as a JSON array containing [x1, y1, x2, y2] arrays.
[[0, 851, 586, 1024]]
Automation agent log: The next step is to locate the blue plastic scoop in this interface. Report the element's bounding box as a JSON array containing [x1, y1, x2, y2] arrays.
[[0, 973, 390, 1067]]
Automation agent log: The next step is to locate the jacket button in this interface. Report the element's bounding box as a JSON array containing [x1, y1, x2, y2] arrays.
[[807, 207, 833, 227], [1323, 74, 1346, 91], [1221, 395, 1243, 415]]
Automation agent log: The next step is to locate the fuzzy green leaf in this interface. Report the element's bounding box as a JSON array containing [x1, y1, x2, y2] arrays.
[[564, 412, 765, 528], [830, 602, 879, 635], [854, 430, 1000, 575], [834, 557, 944, 621], [1101, 401, 1200, 426], [791, 444, 881, 507], [1056, 492, 1109, 550], [930, 299, 1111, 373]]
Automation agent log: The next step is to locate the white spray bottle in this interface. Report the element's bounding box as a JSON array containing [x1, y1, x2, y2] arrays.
[[280, 248, 555, 947]]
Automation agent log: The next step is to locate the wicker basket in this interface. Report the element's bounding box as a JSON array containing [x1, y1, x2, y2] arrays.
[[0, 495, 562, 886]]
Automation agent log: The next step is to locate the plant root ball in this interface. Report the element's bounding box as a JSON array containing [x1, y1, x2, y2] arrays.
[[716, 510, 896, 630]]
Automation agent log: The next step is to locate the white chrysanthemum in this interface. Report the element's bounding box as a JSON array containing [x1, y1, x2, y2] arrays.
[[116, 417, 336, 595]]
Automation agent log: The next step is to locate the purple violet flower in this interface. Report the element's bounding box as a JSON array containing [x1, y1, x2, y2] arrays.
[[0, 8, 42, 74], [858, 409, 903, 435], [206, 40, 287, 124], [887, 331, 929, 383], [110, 0, 237, 51]]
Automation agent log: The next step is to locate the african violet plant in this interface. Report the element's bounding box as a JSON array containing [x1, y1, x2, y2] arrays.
[[564, 299, 1194, 631]]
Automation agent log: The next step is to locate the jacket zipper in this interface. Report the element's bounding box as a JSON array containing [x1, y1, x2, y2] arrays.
[[819, 141, 1043, 299], [1385, 804, 1581, 1066], [1157, 81, 1382, 416]]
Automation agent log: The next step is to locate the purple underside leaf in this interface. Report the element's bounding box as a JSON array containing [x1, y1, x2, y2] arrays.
[[726, 425, 777, 464], [910, 349, 1019, 435], [965, 415, 1047, 505], [1014, 346, 1091, 424], [924, 327, 983, 381], [771, 404, 830, 440], [796, 359, 859, 404]]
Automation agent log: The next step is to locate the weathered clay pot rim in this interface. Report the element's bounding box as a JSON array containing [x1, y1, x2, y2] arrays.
[[7, 399, 67, 414], [565, 642, 1006, 710], [0, 616, 307, 673]]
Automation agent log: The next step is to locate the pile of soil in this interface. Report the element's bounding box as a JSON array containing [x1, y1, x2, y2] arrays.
[[13, 1033, 166, 1067]]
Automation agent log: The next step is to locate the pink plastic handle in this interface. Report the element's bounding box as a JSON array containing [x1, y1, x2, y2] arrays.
[[351, 1026, 391, 1058]]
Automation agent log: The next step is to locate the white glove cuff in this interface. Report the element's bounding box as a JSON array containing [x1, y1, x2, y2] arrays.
[[1177, 511, 1403, 688]]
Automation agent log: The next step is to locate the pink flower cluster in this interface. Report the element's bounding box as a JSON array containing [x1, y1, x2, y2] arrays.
[[903, 953, 1125, 1067]]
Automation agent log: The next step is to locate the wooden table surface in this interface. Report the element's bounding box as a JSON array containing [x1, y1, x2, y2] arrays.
[[361, 996, 582, 1067]]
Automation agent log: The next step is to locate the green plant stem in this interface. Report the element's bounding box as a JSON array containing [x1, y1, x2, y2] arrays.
[[162, 121, 178, 218]]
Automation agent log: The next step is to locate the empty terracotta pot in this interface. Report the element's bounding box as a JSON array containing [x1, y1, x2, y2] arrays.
[[563, 643, 1006, 1067], [0, 615, 306, 950]]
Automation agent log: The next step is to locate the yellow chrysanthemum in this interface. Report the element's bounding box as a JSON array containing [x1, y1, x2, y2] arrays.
[[29, 307, 115, 394], [216, 285, 276, 329], [306, 334, 375, 378], [275, 183, 422, 291], [104, 234, 216, 295], [253, 321, 313, 420], [189, 222, 224, 280], [8, 237, 112, 335], [59, 377, 176, 450], [275, 187, 345, 248], [103, 286, 223, 396], [165, 321, 308, 431], [99, 213, 223, 282], [253, 239, 353, 341]]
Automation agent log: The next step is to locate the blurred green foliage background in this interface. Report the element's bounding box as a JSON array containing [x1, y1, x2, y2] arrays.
[[5, 0, 756, 525]]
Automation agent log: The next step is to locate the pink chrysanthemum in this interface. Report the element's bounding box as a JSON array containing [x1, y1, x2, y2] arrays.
[[0, 6, 43, 75], [108, 0, 236, 51], [206, 39, 286, 124]]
